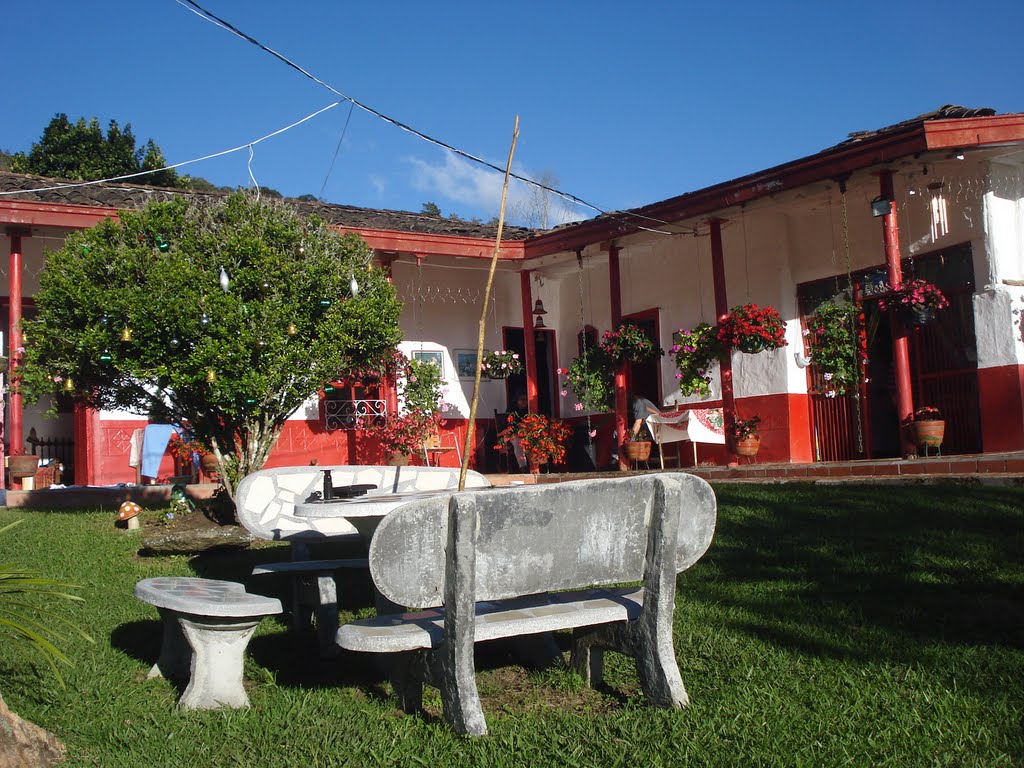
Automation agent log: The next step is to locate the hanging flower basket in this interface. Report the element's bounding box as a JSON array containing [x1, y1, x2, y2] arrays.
[[601, 323, 663, 363], [559, 347, 616, 413], [804, 301, 867, 396], [878, 279, 949, 326], [670, 322, 721, 397], [717, 304, 788, 354], [481, 349, 522, 379]]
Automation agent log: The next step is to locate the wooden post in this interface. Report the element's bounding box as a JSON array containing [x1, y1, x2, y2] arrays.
[[708, 219, 736, 454], [608, 243, 630, 470], [459, 117, 519, 491], [7, 231, 26, 486]]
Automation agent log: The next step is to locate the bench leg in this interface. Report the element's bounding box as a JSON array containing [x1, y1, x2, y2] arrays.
[[633, 627, 688, 708], [314, 573, 339, 658], [390, 651, 426, 714], [570, 629, 606, 688], [149, 608, 191, 681], [176, 614, 263, 710]]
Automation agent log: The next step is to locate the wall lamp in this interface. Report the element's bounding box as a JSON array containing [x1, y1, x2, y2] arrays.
[[870, 195, 891, 218]]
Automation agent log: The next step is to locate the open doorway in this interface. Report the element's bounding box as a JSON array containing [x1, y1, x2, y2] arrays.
[[623, 310, 661, 404], [502, 327, 557, 417]]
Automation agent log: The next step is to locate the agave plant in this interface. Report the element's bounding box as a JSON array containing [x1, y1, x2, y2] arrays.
[[0, 520, 93, 686]]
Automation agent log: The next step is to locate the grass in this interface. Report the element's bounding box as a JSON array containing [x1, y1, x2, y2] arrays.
[[0, 482, 1022, 767]]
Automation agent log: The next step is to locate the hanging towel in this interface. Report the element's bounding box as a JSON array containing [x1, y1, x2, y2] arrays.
[[128, 428, 145, 468], [140, 424, 179, 479]]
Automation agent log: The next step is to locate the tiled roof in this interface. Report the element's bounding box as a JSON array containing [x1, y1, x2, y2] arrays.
[[837, 104, 996, 147], [0, 170, 535, 242]]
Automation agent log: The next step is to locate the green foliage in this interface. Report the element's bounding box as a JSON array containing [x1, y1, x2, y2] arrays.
[[11, 113, 179, 187], [559, 345, 616, 413], [21, 193, 403, 497], [403, 357, 444, 415], [805, 301, 865, 396], [0, 520, 92, 687], [670, 322, 721, 398], [420, 201, 442, 216]]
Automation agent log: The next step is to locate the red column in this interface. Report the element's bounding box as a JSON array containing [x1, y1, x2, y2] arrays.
[[520, 271, 539, 413], [709, 219, 737, 454], [8, 233, 25, 466], [879, 170, 915, 455], [608, 244, 629, 469]]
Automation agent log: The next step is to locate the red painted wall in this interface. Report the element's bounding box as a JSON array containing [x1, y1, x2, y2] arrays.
[[977, 364, 1024, 452]]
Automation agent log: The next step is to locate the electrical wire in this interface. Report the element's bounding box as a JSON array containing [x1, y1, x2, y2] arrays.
[[319, 102, 356, 200], [0, 100, 342, 197], [173, 0, 691, 236]]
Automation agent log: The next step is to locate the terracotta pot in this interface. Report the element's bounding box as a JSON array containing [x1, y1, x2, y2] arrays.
[[734, 435, 761, 457], [386, 452, 411, 466], [912, 420, 944, 448], [199, 454, 219, 474], [8, 454, 39, 479], [529, 461, 542, 475], [624, 441, 652, 462]]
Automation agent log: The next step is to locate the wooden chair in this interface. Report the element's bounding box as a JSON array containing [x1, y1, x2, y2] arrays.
[[493, 411, 512, 473]]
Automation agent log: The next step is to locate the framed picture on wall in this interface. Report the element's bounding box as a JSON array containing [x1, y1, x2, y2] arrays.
[[411, 350, 444, 372], [454, 349, 483, 380]]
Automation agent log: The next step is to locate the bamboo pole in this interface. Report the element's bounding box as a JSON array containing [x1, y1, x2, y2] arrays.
[[458, 116, 519, 491]]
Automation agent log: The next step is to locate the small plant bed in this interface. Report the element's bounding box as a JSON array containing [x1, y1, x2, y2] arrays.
[[1, 483, 1022, 766]]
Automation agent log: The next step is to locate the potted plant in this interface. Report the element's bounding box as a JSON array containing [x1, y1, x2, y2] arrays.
[[559, 346, 616, 413], [908, 405, 944, 454], [622, 431, 652, 463], [717, 304, 788, 354], [495, 413, 571, 473], [600, 322, 663, 363], [670, 322, 720, 397], [481, 349, 522, 379], [878, 279, 949, 326], [374, 410, 438, 465], [730, 415, 762, 457], [370, 354, 446, 464], [803, 302, 867, 396]]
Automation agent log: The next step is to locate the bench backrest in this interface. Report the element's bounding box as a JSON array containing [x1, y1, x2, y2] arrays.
[[235, 464, 491, 541], [368, 472, 716, 608]]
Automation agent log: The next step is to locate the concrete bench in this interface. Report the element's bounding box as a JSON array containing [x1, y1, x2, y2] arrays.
[[134, 577, 282, 710], [235, 465, 491, 556], [336, 472, 717, 736], [251, 558, 368, 656]]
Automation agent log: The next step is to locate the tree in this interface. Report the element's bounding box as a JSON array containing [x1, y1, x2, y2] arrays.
[[22, 193, 404, 500], [11, 113, 179, 187], [420, 201, 441, 216]]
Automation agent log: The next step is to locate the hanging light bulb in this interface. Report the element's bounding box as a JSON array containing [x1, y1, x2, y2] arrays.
[[219, 266, 230, 292], [533, 299, 547, 315], [205, 369, 217, 383], [120, 326, 133, 342]]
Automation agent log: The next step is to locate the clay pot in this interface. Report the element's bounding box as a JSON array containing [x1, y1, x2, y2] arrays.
[[912, 420, 944, 449], [8, 454, 39, 479], [199, 454, 219, 475], [386, 452, 412, 466], [624, 441, 652, 462], [734, 435, 761, 457]]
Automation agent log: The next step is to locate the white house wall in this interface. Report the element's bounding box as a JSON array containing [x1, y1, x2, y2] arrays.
[[980, 157, 1024, 368]]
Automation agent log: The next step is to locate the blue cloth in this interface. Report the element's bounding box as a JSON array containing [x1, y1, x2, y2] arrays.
[[140, 424, 180, 479]]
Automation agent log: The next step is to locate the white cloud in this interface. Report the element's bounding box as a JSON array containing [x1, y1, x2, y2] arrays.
[[406, 151, 588, 228], [368, 174, 387, 196]]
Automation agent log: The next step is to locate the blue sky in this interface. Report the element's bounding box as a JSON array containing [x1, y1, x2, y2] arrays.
[[2, 1, 1022, 227]]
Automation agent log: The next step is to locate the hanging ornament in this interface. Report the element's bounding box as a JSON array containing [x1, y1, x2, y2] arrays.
[[169, 337, 181, 350], [205, 369, 217, 383], [219, 266, 230, 292], [323, 383, 335, 393], [81, 245, 91, 254], [318, 298, 332, 309], [63, 377, 75, 392], [298, 244, 305, 254], [200, 312, 210, 327], [257, 339, 267, 347], [99, 314, 110, 326], [245, 398, 257, 405], [287, 322, 298, 336], [99, 350, 113, 363], [120, 326, 133, 342], [262, 281, 271, 290], [350, 275, 360, 297], [156, 236, 170, 253]]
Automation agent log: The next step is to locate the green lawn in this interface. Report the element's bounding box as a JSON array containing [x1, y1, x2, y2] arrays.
[[1, 482, 1022, 767]]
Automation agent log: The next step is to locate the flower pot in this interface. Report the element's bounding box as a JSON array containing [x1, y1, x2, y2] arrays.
[[903, 306, 935, 326], [8, 454, 39, 479], [737, 338, 768, 354], [386, 452, 411, 466], [734, 435, 760, 457], [486, 371, 510, 380], [624, 441, 652, 462], [528, 460, 542, 475], [199, 454, 219, 475], [912, 420, 944, 449]]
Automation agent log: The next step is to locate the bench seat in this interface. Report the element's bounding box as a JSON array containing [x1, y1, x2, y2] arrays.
[[338, 587, 643, 653]]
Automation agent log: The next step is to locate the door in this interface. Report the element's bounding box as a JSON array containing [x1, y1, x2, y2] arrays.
[[623, 310, 661, 405], [502, 327, 557, 417]]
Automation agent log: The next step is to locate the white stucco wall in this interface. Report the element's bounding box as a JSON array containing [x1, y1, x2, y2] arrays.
[[979, 158, 1024, 368]]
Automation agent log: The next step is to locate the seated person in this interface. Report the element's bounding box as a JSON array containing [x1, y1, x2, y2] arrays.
[[630, 392, 660, 442], [506, 391, 529, 471]]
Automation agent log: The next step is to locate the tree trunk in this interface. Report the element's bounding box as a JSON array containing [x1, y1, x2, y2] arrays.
[[0, 691, 65, 767]]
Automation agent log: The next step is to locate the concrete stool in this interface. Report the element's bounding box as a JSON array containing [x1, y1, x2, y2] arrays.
[[134, 577, 282, 710], [251, 558, 368, 657]]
